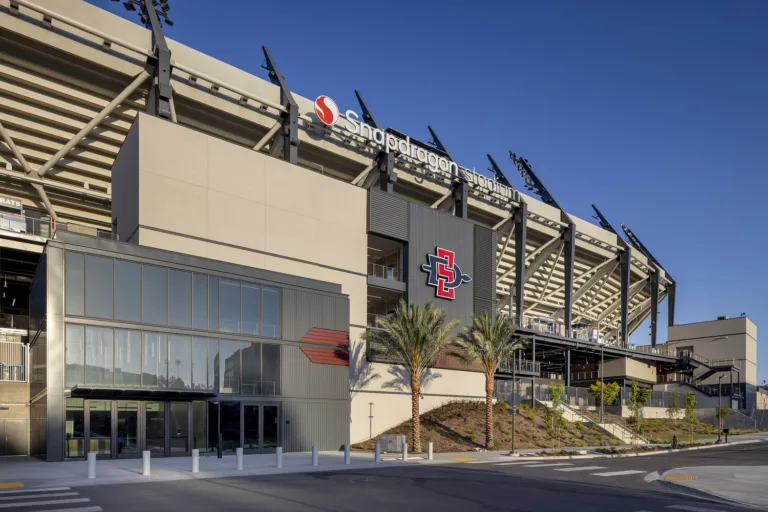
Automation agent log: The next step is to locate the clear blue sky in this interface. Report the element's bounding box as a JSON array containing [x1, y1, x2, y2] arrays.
[[90, 0, 768, 383]]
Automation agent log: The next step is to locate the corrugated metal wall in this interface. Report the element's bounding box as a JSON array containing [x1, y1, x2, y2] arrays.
[[281, 289, 349, 341], [281, 400, 350, 452], [280, 345, 349, 400], [367, 189, 409, 241], [473, 225, 497, 320]]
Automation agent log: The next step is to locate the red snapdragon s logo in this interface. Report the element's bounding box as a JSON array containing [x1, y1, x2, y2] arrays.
[[314, 95, 339, 126], [421, 247, 472, 300]]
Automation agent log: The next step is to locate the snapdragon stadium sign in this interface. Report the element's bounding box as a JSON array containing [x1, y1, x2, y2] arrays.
[[314, 95, 519, 202]]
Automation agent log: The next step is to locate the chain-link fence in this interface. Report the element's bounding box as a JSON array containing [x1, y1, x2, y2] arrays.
[[696, 408, 756, 430]]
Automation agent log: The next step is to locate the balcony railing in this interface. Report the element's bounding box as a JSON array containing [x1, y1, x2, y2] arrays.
[[0, 212, 118, 241], [367, 262, 402, 282], [0, 314, 28, 332], [0, 341, 27, 382], [367, 313, 391, 329], [498, 358, 540, 374]]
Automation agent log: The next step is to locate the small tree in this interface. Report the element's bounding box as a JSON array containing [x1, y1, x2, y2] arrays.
[[456, 313, 527, 449], [626, 381, 652, 444], [545, 382, 565, 450], [716, 405, 732, 435], [684, 392, 697, 444], [666, 392, 683, 420], [589, 381, 621, 408], [362, 300, 459, 452]]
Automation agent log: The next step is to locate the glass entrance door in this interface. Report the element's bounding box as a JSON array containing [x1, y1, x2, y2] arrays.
[[145, 402, 166, 456], [241, 404, 279, 453], [87, 401, 112, 459], [116, 402, 139, 458], [169, 403, 190, 456], [262, 405, 279, 453], [243, 405, 260, 452]]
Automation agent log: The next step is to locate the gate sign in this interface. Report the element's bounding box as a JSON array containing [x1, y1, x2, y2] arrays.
[[421, 247, 471, 300]]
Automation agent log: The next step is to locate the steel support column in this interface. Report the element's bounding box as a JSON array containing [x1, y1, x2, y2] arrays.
[[513, 201, 528, 326], [262, 46, 298, 164], [453, 179, 468, 219], [619, 246, 632, 347], [142, 0, 173, 120], [668, 282, 676, 327], [531, 335, 536, 408], [378, 151, 396, 192], [563, 224, 576, 338], [650, 266, 660, 347], [565, 349, 571, 387]]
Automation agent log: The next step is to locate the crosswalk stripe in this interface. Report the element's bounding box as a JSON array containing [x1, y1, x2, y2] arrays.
[[666, 505, 730, 512], [520, 463, 572, 468], [0, 488, 70, 496], [590, 470, 646, 477], [0, 493, 78, 502], [493, 461, 546, 466], [29, 508, 102, 512], [554, 466, 607, 472], [0, 498, 90, 509]]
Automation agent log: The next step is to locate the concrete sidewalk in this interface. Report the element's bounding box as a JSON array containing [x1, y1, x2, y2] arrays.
[[660, 466, 768, 508]]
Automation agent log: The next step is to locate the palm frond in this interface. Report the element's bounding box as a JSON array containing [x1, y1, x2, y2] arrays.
[[455, 313, 528, 374]]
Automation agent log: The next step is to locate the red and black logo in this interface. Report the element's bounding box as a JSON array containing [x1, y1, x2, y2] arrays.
[[314, 95, 339, 126], [421, 247, 472, 300]]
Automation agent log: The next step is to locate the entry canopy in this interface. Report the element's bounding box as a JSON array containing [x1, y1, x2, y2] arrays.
[[69, 385, 216, 400]]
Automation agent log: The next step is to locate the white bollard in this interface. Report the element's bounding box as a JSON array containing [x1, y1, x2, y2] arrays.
[[428, 442, 433, 460], [344, 444, 350, 465], [142, 450, 151, 476], [192, 449, 199, 473], [374, 443, 381, 463], [276, 447, 283, 468], [87, 452, 96, 479], [311, 445, 319, 466], [236, 447, 243, 470], [402, 442, 408, 461]]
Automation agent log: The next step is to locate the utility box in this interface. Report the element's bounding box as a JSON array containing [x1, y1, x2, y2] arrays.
[[378, 434, 406, 452]]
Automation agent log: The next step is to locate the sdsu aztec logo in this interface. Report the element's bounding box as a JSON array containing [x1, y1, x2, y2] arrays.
[[421, 247, 472, 300], [314, 95, 339, 126]]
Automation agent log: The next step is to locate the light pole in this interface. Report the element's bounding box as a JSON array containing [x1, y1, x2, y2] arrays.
[[511, 350, 517, 455], [717, 374, 724, 443], [600, 346, 605, 423]]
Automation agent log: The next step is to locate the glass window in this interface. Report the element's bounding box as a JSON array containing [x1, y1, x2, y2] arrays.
[[115, 330, 141, 386], [143, 332, 168, 388], [208, 338, 219, 391], [192, 401, 207, 451], [219, 339, 243, 394], [219, 279, 240, 333], [85, 255, 114, 319], [65, 252, 84, 316], [142, 265, 168, 325], [114, 260, 141, 322], [240, 343, 261, 395], [168, 334, 192, 390], [262, 343, 280, 395], [191, 337, 207, 390], [192, 274, 207, 330], [65, 398, 85, 459], [241, 282, 260, 336], [262, 286, 281, 338], [169, 270, 192, 328], [208, 276, 219, 331], [65, 324, 85, 387], [85, 326, 114, 385]]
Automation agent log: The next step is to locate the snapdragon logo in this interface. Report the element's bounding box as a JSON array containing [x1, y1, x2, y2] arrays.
[[314, 96, 339, 126]]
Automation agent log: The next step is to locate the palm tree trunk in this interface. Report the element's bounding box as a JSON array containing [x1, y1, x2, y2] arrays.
[[411, 372, 422, 453], [485, 372, 494, 449]]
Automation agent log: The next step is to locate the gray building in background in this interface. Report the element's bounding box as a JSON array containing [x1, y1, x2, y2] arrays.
[[29, 232, 350, 462]]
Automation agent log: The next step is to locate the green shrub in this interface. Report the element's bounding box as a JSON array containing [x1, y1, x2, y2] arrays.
[[574, 421, 585, 431], [497, 400, 510, 408]]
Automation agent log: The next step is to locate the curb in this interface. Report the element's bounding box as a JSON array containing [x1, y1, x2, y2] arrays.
[[657, 469, 764, 510]]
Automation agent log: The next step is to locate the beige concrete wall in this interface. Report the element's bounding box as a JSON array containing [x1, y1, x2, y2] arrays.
[[0, 382, 29, 419], [668, 317, 757, 386], [601, 357, 657, 383], [757, 389, 768, 410]]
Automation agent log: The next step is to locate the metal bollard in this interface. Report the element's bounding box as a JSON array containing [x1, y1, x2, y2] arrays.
[[374, 443, 381, 463], [87, 452, 96, 479], [402, 442, 408, 461], [311, 445, 319, 466], [142, 450, 151, 476], [276, 447, 283, 468], [344, 444, 350, 465], [192, 449, 199, 473], [236, 447, 243, 470], [428, 442, 433, 460]]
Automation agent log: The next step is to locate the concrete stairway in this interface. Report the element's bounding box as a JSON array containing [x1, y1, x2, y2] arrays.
[[536, 399, 648, 445]]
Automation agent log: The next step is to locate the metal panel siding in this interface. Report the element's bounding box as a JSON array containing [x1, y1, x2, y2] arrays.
[[282, 400, 349, 452], [367, 189, 409, 241], [473, 225, 497, 319], [407, 203, 475, 329], [280, 345, 349, 400], [282, 288, 349, 341]]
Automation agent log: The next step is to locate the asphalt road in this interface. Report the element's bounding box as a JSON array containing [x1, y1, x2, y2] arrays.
[[11, 443, 768, 512]]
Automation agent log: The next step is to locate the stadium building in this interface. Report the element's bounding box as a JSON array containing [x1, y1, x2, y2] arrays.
[[0, 0, 758, 461]]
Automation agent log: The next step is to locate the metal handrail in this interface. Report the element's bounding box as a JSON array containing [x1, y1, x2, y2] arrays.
[[498, 358, 540, 374], [367, 262, 402, 282]]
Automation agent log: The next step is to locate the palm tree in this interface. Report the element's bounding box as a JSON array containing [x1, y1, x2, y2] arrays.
[[362, 299, 459, 453], [456, 313, 527, 449]]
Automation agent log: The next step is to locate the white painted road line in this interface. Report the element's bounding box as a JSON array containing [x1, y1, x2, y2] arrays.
[[0, 498, 91, 509], [466, 459, 509, 464], [493, 461, 547, 466], [590, 470, 646, 477], [554, 466, 608, 472], [0, 488, 71, 496], [666, 505, 731, 512], [29, 508, 102, 512], [0, 493, 78, 502], [521, 463, 573, 468]]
